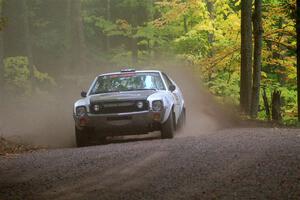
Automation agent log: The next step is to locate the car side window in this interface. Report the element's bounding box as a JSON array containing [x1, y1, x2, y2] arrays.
[[162, 73, 173, 90]]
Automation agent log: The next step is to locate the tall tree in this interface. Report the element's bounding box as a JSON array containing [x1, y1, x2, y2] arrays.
[[297, 0, 300, 122], [130, 9, 138, 65], [251, 0, 263, 118], [64, 0, 71, 74], [106, 0, 111, 51], [69, 0, 86, 72], [240, 0, 253, 114], [206, 0, 215, 58], [23, 0, 34, 84], [2, 0, 34, 82], [0, 1, 4, 95], [2, 0, 27, 57]]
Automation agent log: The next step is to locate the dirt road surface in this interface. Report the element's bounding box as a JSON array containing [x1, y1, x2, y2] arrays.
[[1, 128, 300, 200]]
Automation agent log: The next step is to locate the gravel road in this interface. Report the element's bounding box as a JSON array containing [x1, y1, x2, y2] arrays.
[[0, 128, 300, 200]]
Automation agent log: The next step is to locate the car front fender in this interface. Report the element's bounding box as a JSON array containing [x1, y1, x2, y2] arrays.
[[147, 91, 174, 124]]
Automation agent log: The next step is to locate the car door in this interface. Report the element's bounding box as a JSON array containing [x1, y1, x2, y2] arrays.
[[162, 73, 181, 122]]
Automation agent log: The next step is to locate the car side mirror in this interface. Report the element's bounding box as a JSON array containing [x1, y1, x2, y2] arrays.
[[81, 91, 87, 98], [169, 85, 176, 92]]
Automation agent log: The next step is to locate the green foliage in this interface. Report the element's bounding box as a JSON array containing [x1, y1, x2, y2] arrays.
[[4, 57, 31, 95], [174, 30, 210, 57], [0, 0, 4, 31], [108, 46, 133, 66], [206, 71, 240, 105], [1, 0, 298, 124], [3, 56, 55, 96], [152, 0, 298, 124], [279, 87, 297, 124], [256, 86, 297, 125], [81, 0, 298, 123], [33, 65, 56, 88]]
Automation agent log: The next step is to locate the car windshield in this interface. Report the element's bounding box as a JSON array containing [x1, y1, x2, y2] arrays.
[[90, 72, 165, 94]]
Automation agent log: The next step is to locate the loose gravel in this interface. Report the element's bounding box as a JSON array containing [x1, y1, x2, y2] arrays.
[[0, 128, 300, 200]]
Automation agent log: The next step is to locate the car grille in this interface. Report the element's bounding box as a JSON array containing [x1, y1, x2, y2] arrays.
[[90, 100, 149, 114]]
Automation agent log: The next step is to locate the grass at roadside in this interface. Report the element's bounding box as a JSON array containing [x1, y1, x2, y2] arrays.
[[0, 137, 41, 156]]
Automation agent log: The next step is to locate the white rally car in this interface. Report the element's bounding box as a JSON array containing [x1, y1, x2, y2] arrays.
[[73, 69, 186, 147]]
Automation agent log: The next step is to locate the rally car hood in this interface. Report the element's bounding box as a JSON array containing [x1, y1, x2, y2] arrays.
[[89, 90, 157, 103]]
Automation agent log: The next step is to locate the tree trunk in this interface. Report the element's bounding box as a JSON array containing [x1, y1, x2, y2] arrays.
[[0, 3, 3, 96], [130, 12, 138, 65], [240, 0, 253, 114], [297, 0, 300, 122], [183, 16, 188, 33], [2, 0, 34, 84], [206, 0, 215, 58], [2, 0, 27, 58], [23, 0, 35, 85], [131, 37, 138, 65], [0, 32, 3, 91], [105, 0, 111, 51], [262, 87, 271, 120], [272, 90, 282, 122], [250, 0, 263, 118], [64, 0, 72, 75], [69, 0, 86, 73]]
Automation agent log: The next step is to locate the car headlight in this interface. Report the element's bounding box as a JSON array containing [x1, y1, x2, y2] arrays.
[[152, 100, 163, 111], [76, 106, 87, 116], [136, 101, 144, 109]]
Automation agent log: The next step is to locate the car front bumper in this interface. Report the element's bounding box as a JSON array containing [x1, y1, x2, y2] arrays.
[[74, 110, 164, 136]]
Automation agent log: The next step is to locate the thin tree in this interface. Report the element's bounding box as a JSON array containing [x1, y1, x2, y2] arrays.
[[2, 0, 34, 84], [297, 0, 300, 122], [131, 13, 138, 65], [2, 0, 27, 57], [64, 0, 71, 74], [251, 0, 263, 118], [206, 0, 215, 58], [106, 0, 111, 51], [0, 2, 3, 96], [240, 0, 253, 114], [23, 0, 35, 85], [69, 0, 86, 72]]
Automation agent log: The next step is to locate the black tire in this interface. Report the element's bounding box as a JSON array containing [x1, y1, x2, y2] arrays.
[[182, 107, 186, 127], [97, 136, 107, 144], [161, 110, 175, 139], [177, 107, 186, 130], [75, 127, 89, 147]]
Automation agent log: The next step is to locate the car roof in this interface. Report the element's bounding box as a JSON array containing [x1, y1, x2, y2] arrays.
[[98, 70, 162, 77]]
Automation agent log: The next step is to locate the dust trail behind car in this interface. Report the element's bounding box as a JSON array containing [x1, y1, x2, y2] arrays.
[[150, 64, 238, 136], [0, 62, 238, 147]]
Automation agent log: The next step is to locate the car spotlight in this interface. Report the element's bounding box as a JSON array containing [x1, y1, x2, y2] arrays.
[[136, 101, 144, 109], [94, 104, 100, 111]]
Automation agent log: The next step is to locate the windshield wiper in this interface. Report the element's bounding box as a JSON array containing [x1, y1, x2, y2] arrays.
[[92, 90, 120, 95], [125, 88, 157, 91], [92, 88, 157, 95]]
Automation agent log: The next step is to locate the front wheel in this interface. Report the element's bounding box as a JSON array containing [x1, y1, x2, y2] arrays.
[[177, 107, 186, 130], [75, 127, 90, 147], [161, 111, 175, 139]]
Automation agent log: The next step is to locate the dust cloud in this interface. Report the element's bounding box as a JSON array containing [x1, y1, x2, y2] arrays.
[[154, 64, 239, 136], [0, 63, 238, 148]]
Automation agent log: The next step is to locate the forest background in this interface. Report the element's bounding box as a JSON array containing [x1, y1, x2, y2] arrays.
[[0, 0, 298, 126]]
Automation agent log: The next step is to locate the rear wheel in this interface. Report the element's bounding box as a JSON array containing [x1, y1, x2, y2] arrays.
[[161, 110, 175, 139]]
